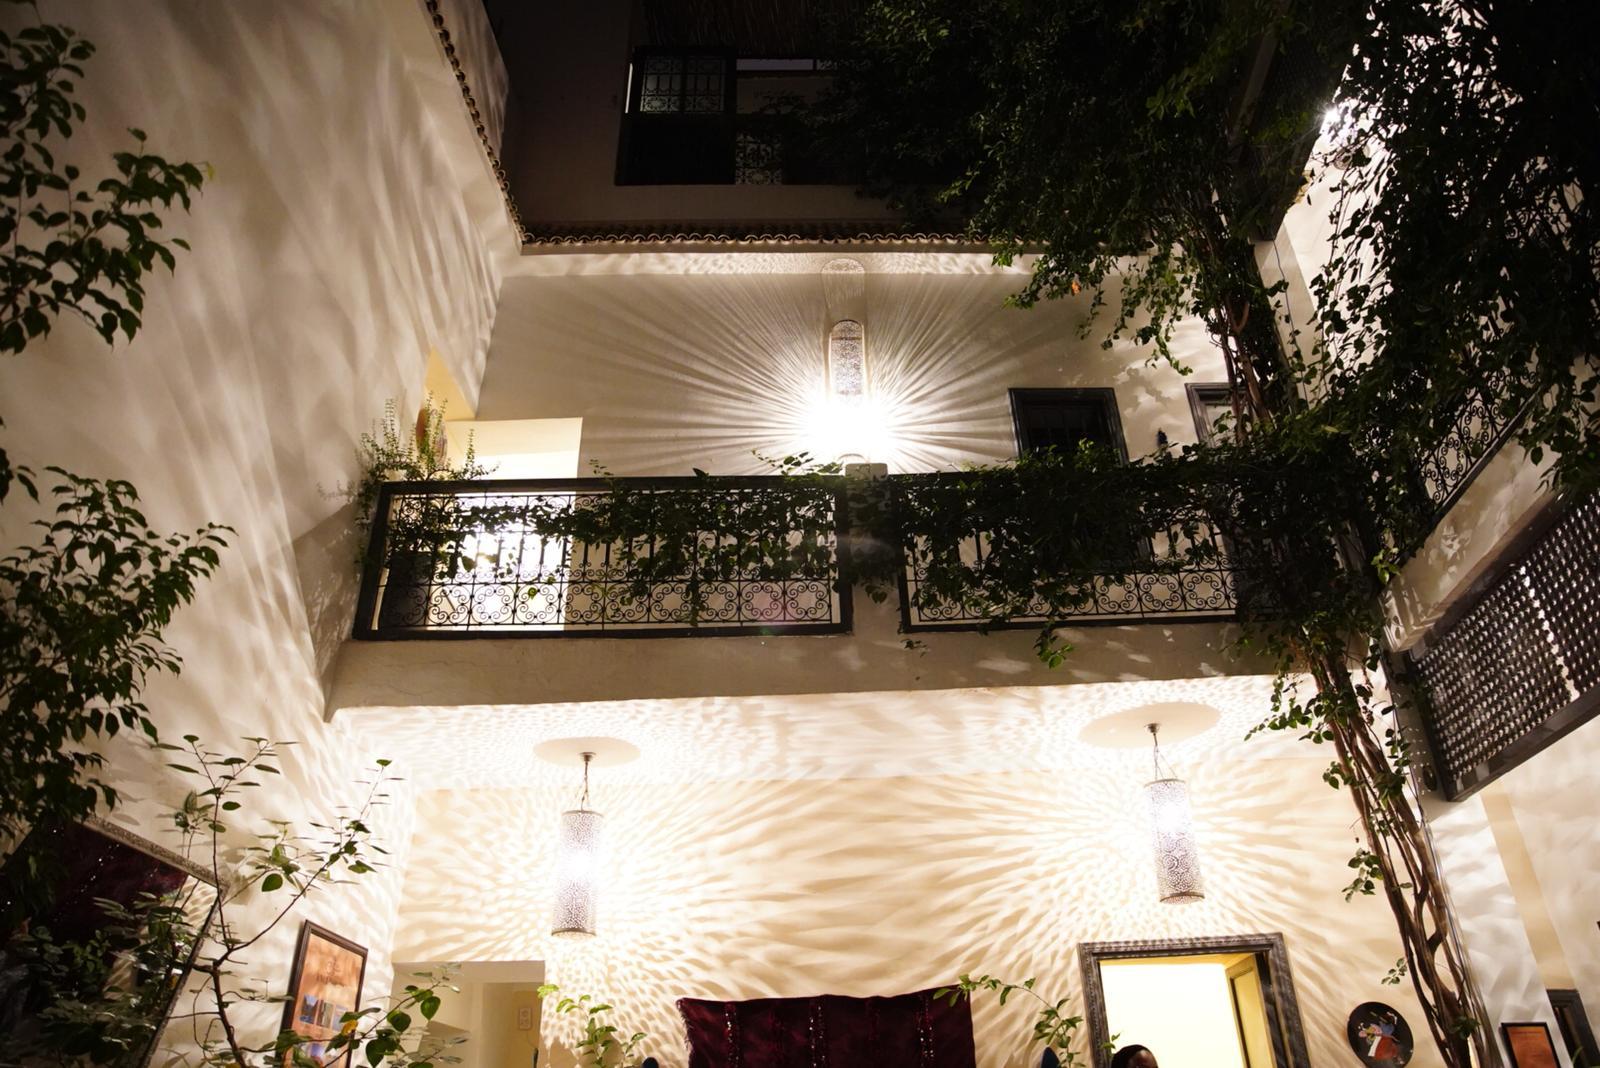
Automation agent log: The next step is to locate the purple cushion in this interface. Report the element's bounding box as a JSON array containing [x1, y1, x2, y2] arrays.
[[678, 987, 977, 1068]]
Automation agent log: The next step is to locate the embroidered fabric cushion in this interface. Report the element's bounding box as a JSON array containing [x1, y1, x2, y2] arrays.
[[678, 987, 977, 1068]]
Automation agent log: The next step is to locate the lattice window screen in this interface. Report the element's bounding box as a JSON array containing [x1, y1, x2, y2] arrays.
[[1522, 493, 1600, 695], [637, 54, 726, 114], [1414, 491, 1600, 797]]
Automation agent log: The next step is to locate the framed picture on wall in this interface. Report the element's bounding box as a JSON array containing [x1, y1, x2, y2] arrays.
[[1501, 1022, 1560, 1068], [282, 921, 368, 1067]]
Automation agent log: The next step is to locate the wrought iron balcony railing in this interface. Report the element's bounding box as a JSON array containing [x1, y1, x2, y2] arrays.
[[353, 477, 851, 639], [884, 473, 1241, 631], [353, 472, 1248, 641], [1412, 372, 1523, 523]]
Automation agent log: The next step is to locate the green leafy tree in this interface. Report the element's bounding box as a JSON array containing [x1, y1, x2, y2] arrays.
[[0, 7, 205, 499], [0, 471, 227, 843], [1, 738, 458, 1068], [1314, 0, 1600, 510], [810, 0, 1358, 422], [0, 15, 205, 356], [790, 2, 1600, 1064], [0, 5, 219, 844], [935, 975, 1088, 1065]]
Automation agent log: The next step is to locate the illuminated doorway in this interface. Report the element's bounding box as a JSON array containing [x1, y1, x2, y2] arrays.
[[1080, 935, 1310, 1068]]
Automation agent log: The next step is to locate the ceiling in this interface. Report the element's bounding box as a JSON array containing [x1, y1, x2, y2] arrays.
[[337, 674, 1317, 791]]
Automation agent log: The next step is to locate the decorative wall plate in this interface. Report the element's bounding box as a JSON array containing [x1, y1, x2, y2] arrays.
[[1347, 1003, 1414, 1068]]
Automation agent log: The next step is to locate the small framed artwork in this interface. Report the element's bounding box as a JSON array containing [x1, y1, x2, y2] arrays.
[[1502, 1022, 1560, 1068], [282, 921, 368, 1067]]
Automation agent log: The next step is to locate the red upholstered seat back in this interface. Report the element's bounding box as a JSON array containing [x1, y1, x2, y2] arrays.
[[678, 987, 977, 1068]]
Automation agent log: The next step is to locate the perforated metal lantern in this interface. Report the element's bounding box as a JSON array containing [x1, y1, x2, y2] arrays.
[[827, 319, 866, 399], [1144, 724, 1205, 904], [1146, 776, 1205, 903], [551, 807, 603, 937]]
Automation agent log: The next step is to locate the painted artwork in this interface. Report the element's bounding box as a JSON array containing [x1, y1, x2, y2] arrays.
[[1502, 1022, 1560, 1068], [282, 922, 367, 1067], [1347, 1002, 1414, 1068]]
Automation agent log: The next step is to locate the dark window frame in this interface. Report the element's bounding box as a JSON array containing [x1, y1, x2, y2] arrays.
[[617, 48, 738, 185], [1008, 387, 1128, 462], [625, 46, 736, 117], [1549, 989, 1600, 1068], [1186, 382, 1235, 444]]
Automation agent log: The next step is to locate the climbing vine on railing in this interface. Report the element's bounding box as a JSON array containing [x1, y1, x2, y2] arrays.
[[368, 434, 1369, 647]]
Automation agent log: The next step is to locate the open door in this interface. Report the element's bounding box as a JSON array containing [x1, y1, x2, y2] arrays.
[[1081, 935, 1310, 1068], [1227, 956, 1273, 1068]]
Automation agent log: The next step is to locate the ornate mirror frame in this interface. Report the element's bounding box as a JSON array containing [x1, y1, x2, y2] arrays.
[[1078, 933, 1311, 1068]]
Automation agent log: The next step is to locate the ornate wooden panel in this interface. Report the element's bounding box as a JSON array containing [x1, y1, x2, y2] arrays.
[[1412, 492, 1600, 798]]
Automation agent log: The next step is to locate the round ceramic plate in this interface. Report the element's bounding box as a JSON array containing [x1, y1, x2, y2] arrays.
[[1347, 1002, 1414, 1068]]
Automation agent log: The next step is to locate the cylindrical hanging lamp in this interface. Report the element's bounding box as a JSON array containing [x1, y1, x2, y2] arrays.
[[551, 751, 604, 938], [827, 319, 867, 402], [1145, 724, 1205, 904]]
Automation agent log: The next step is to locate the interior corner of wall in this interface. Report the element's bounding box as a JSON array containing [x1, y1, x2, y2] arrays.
[[424, 348, 478, 421]]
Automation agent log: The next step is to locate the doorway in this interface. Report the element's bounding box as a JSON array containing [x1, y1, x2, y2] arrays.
[[1080, 935, 1310, 1068]]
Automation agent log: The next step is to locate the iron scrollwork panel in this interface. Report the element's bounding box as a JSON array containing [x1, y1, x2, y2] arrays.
[[358, 479, 848, 638]]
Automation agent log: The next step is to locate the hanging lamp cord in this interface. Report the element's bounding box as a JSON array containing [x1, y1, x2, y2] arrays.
[[579, 751, 593, 811], [1148, 724, 1174, 780]]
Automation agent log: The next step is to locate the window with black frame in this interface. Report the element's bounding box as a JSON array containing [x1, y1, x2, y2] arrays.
[[616, 49, 847, 185], [1008, 388, 1145, 567], [618, 49, 736, 184], [1009, 388, 1128, 460]]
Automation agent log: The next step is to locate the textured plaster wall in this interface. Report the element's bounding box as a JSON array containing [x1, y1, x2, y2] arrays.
[[393, 761, 1444, 1068], [1383, 439, 1554, 652], [1499, 715, 1600, 1005], [437, 0, 509, 158], [1425, 795, 1572, 1068], [0, 0, 507, 1051], [476, 266, 1226, 476]]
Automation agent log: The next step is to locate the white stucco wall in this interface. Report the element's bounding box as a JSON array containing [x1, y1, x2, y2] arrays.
[[0, 0, 511, 1053], [1498, 714, 1600, 1006], [393, 758, 1446, 1068], [477, 258, 1226, 476], [437, 0, 510, 159]]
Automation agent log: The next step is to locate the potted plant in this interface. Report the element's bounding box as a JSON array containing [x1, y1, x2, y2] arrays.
[[354, 395, 490, 629]]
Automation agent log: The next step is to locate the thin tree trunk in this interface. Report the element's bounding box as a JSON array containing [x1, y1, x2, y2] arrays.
[[1200, 217, 1490, 1067]]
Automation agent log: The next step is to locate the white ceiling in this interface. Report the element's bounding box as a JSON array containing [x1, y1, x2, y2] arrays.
[[337, 674, 1317, 790]]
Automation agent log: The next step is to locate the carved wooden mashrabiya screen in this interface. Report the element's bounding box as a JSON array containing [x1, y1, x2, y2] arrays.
[[1412, 491, 1600, 799]]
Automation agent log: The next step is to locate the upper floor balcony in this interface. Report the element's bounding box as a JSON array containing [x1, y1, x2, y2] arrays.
[[351, 471, 1240, 642], [328, 461, 1262, 713]]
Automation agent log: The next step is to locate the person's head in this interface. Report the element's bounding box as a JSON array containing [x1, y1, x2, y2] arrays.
[[1111, 1045, 1158, 1068]]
